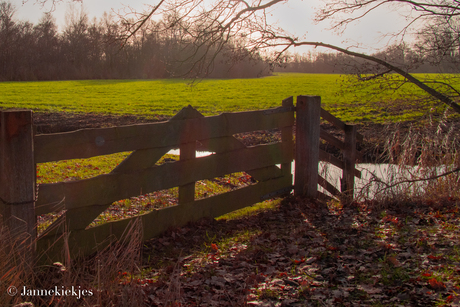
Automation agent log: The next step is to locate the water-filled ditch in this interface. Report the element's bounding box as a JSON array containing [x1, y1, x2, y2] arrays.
[[169, 149, 448, 199]]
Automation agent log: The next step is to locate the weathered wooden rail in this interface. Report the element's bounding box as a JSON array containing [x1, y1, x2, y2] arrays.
[[0, 96, 362, 263]]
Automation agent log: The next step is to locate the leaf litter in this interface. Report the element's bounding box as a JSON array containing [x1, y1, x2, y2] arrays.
[[116, 196, 460, 306]]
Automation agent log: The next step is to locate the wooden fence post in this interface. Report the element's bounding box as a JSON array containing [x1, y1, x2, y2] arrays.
[[281, 97, 294, 179], [341, 124, 357, 200], [295, 96, 321, 198], [179, 140, 196, 204], [171, 105, 202, 205], [0, 110, 36, 264]]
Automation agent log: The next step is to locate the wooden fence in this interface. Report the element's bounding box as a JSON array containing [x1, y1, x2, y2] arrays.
[[0, 95, 362, 263]]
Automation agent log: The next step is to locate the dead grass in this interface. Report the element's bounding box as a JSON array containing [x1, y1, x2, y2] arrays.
[[0, 227, 30, 306], [357, 119, 460, 203], [2, 219, 146, 307]]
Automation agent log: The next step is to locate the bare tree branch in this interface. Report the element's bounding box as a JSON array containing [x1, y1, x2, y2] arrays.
[[117, 0, 167, 47], [357, 69, 393, 81], [374, 166, 460, 194], [287, 40, 460, 113], [30, 0, 460, 114]]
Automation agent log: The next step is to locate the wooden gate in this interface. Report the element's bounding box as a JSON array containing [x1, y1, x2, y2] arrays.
[[34, 101, 294, 261], [0, 95, 362, 263]]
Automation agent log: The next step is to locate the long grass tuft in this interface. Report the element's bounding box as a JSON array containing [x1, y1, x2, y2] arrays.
[[357, 118, 460, 202], [1, 218, 146, 307]]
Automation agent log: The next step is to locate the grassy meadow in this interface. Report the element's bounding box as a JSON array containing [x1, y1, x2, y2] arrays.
[[0, 73, 451, 123], [4, 72, 459, 232], [3, 74, 460, 306]]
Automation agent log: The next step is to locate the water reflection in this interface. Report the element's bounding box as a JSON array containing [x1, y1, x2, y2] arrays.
[[168, 149, 449, 199]]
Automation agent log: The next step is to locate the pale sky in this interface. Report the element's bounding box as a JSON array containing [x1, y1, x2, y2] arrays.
[[10, 0, 415, 54]]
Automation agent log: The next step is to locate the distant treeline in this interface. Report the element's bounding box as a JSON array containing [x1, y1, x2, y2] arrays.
[[276, 45, 460, 74], [0, 1, 270, 81], [0, 1, 457, 81]]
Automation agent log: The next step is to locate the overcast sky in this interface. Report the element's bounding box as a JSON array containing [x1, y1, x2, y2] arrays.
[[10, 0, 414, 54]]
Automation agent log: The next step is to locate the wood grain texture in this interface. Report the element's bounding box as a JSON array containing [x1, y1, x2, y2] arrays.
[[320, 108, 363, 142], [35, 103, 297, 262], [35, 108, 294, 163], [342, 124, 357, 198], [319, 149, 361, 179], [281, 97, 294, 180], [295, 96, 321, 198], [320, 128, 345, 150], [318, 174, 341, 197], [36, 142, 292, 214], [198, 136, 286, 182], [36, 175, 292, 262], [173, 106, 202, 205], [0, 110, 36, 263], [179, 141, 196, 204]]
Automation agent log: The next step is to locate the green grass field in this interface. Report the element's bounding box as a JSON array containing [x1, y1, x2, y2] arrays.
[[0, 73, 452, 123], [4, 74, 460, 307]]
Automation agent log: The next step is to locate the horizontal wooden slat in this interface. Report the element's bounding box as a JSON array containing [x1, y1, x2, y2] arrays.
[[35, 108, 294, 163], [248, 166, 284, 182], [320, 128, 345, 150], [354, 168, 361, 179], [36, 175, 292, 261], [36, 142, 293, 212], [35, 144, 288, 216], [319, 149, 344, 169], [318, 174, 341, 197], [199, 136, 291, 182], [141, 175, 292, 241], [319, 149, 361, 179], [317, 190, 334, 202], [35, 168, 288, 216], [321, 108, 346, 131], [198, 136, 245, 153], [35, 200, 65, 216], [321, 108, 363, 142], [263, 105, 295, 115], [321, 128, 363, 160]]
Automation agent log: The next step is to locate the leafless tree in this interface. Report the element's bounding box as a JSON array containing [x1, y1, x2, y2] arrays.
[[21, 0, 82, 11], [108, 0, 460, 113], [316, 0, 460, 34], [18, 0, 460, 114]]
